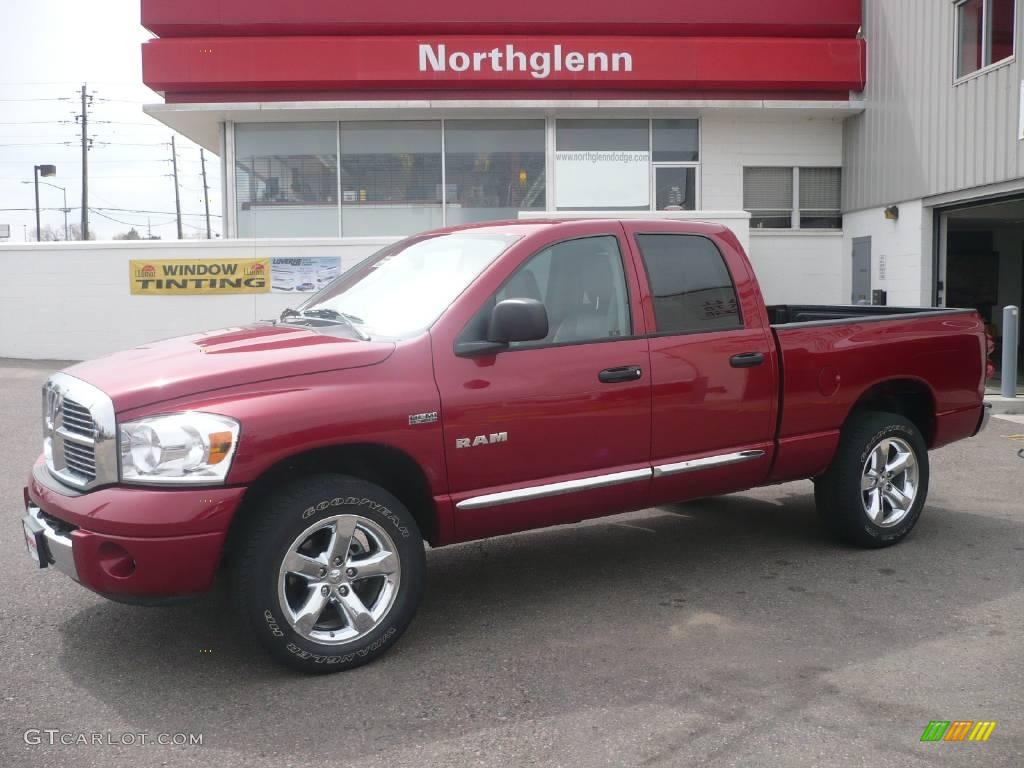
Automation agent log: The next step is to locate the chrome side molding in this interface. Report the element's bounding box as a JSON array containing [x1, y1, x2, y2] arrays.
[[456, 468, 652, 510], [457, 449, 767, 510], [652, 450, 766, 478]]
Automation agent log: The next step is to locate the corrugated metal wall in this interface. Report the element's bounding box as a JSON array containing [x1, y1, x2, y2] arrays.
[[844, 0, 1024, 212]]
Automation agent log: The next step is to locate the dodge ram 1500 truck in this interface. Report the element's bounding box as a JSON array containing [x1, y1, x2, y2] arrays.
[[22, 219, 991, 672]]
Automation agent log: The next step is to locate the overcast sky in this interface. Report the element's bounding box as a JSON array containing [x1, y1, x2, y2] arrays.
[[0, 0, 220, 242]]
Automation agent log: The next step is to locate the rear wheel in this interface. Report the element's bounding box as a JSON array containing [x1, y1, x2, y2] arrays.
[[234, 474, 425, 672], [814, 411, 929, 548]]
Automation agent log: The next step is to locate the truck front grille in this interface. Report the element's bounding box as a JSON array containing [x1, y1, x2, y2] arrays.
[[43, 374, 117, 491]]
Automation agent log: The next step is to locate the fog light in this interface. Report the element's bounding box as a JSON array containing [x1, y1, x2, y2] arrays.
[[97, 542, 136, 578]]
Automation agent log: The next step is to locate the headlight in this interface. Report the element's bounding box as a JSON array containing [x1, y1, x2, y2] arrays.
[[119, 412, 240, 485]]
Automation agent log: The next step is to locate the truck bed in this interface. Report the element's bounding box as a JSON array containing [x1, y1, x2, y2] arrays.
[[763, 303, 986, 484]]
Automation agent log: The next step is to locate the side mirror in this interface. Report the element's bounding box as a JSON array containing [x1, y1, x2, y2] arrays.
[[488, 298, 548, 344], [454, 298, 549, 357]]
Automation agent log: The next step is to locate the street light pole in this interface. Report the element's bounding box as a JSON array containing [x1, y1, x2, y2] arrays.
[[31, 164, 57, 241], [22, 178, 67, 240], [34, 166, 41, 241]]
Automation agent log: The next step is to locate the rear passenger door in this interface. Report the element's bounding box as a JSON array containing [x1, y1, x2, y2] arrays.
[[622, 223, 778, 506]]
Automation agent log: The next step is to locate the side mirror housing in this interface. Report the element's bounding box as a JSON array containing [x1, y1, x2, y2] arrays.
[[488, 298, 548, 344]]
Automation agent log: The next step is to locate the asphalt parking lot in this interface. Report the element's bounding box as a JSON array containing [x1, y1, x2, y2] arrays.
[[1, 358, 1021, 768]]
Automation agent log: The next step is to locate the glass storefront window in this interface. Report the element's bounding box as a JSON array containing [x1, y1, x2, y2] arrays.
[[652, 119, 699, 163], [339, 121, 443, 237], [654, 167, 697, 211], [555, 119, 651, 210], [235, 123, 339, 238], [444, 119, 546, 226]]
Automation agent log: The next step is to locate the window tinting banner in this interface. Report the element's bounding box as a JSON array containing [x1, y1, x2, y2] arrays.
[[129, 258, 270, 295]]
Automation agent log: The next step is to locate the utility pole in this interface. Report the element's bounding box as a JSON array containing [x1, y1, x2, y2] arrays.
[[200, 148, 212, 239], [77, 84, 92, 240], [170, 135, 183, 239]]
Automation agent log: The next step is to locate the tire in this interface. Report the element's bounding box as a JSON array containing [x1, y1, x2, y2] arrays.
[[233, 474, 425, 673], [814, 411, 930, 548]]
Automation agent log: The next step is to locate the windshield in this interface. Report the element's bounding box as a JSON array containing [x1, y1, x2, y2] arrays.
[[293, 232, 519, 340]]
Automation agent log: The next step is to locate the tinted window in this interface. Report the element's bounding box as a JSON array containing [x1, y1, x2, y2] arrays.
[[635, 234, 742, 333], [461, 235, 631, 348]]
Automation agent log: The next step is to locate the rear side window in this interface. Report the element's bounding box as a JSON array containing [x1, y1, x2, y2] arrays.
[[634, 234, 742, 334]]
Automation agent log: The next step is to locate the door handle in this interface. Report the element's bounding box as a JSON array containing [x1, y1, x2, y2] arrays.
[[730, 352, 765, 369], [599, 366, 643, 384]]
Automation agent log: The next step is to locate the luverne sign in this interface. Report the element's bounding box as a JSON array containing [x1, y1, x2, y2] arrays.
[[419, 43, 633, 79]]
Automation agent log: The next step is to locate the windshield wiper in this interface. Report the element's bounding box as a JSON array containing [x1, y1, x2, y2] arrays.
[[279, 307, 369, 340]]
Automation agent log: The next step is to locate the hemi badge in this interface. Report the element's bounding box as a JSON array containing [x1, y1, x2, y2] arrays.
[[408, 412, 438, 426]]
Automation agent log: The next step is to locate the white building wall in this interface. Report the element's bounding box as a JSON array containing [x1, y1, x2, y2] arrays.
[[0, 238, 395, 361], [842, 200, 934, 307], [700, 112, 846, 304]]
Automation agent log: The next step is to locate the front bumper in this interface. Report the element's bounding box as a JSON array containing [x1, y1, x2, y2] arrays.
[[22, 502, 78, 582], [23, 459, 246, 599]]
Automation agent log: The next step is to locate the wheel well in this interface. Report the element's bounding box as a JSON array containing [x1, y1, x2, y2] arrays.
[[225, 444, 438, 559], [847, 379, 937, 446]]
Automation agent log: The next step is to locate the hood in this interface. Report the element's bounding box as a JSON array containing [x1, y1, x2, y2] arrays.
[[64, 323, 396, 413]]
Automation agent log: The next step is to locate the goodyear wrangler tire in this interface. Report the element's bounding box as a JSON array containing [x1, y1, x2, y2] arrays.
[[814, 411, 929, 549], [234, 474, 425, 673]]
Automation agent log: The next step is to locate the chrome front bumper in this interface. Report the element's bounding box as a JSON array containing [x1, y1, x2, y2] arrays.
[[22, 504, 79, 582]]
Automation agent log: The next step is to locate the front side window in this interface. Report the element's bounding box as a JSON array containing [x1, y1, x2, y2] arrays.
[[461, 235, 632, 348], [296, 232, 518, 339], [957, 0, 1016, 79], [634, 234, 742, 334]]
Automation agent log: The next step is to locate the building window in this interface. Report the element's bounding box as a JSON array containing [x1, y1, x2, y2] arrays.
[[956, 0, 1016, 79], [798, 167, 842, 229], [235, 123, 340, 238], [652, 119, 700, 212], [339, 121, 443, 237], [443, 119, 546, 226], [634, 234, 742, 333], [555, 119, 651, 210], [743, 167, 841, 230], [743, 167, 794, 229]]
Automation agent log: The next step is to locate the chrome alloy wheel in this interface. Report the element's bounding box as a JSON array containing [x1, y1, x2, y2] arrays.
[[277, 514, 401, 645], [860, 437, 919, 528]]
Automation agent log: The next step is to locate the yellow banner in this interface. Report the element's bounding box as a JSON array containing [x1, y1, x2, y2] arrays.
[[129, 258, 271, 295]]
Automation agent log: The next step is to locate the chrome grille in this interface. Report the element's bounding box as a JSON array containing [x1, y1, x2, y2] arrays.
[[60, 398, 95, 438], [43, 373, 117, 491]]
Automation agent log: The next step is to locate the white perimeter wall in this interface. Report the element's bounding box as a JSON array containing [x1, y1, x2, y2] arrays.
[[842, 200, 933, 307], [0, 238, 396, 361]]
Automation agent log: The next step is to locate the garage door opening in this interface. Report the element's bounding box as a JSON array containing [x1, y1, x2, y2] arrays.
[[939, 196, 1024, 392]]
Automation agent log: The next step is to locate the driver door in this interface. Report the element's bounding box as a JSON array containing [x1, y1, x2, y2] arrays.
[[432, 228, 653, 541]]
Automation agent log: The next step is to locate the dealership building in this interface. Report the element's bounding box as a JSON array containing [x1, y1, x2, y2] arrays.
[[140, 0, 1024, 376]]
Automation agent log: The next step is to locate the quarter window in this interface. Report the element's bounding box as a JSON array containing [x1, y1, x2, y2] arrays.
[[634, 234, 742, 334]]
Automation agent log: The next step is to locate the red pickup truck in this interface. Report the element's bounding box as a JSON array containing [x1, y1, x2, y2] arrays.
[[22, 219, 991, 672]]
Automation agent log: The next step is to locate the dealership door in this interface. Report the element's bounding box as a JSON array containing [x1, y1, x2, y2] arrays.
[[852, 237, 871, 304], [939, 197, 1024, 391]]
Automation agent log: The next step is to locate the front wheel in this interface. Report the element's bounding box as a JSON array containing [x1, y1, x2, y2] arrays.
[[233, 474, 425, 673], [814, 411, 930, 548]]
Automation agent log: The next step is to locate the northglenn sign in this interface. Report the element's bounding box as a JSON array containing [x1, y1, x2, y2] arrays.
[[419, 43, 633, 79], [143, 35, 866, 95]]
